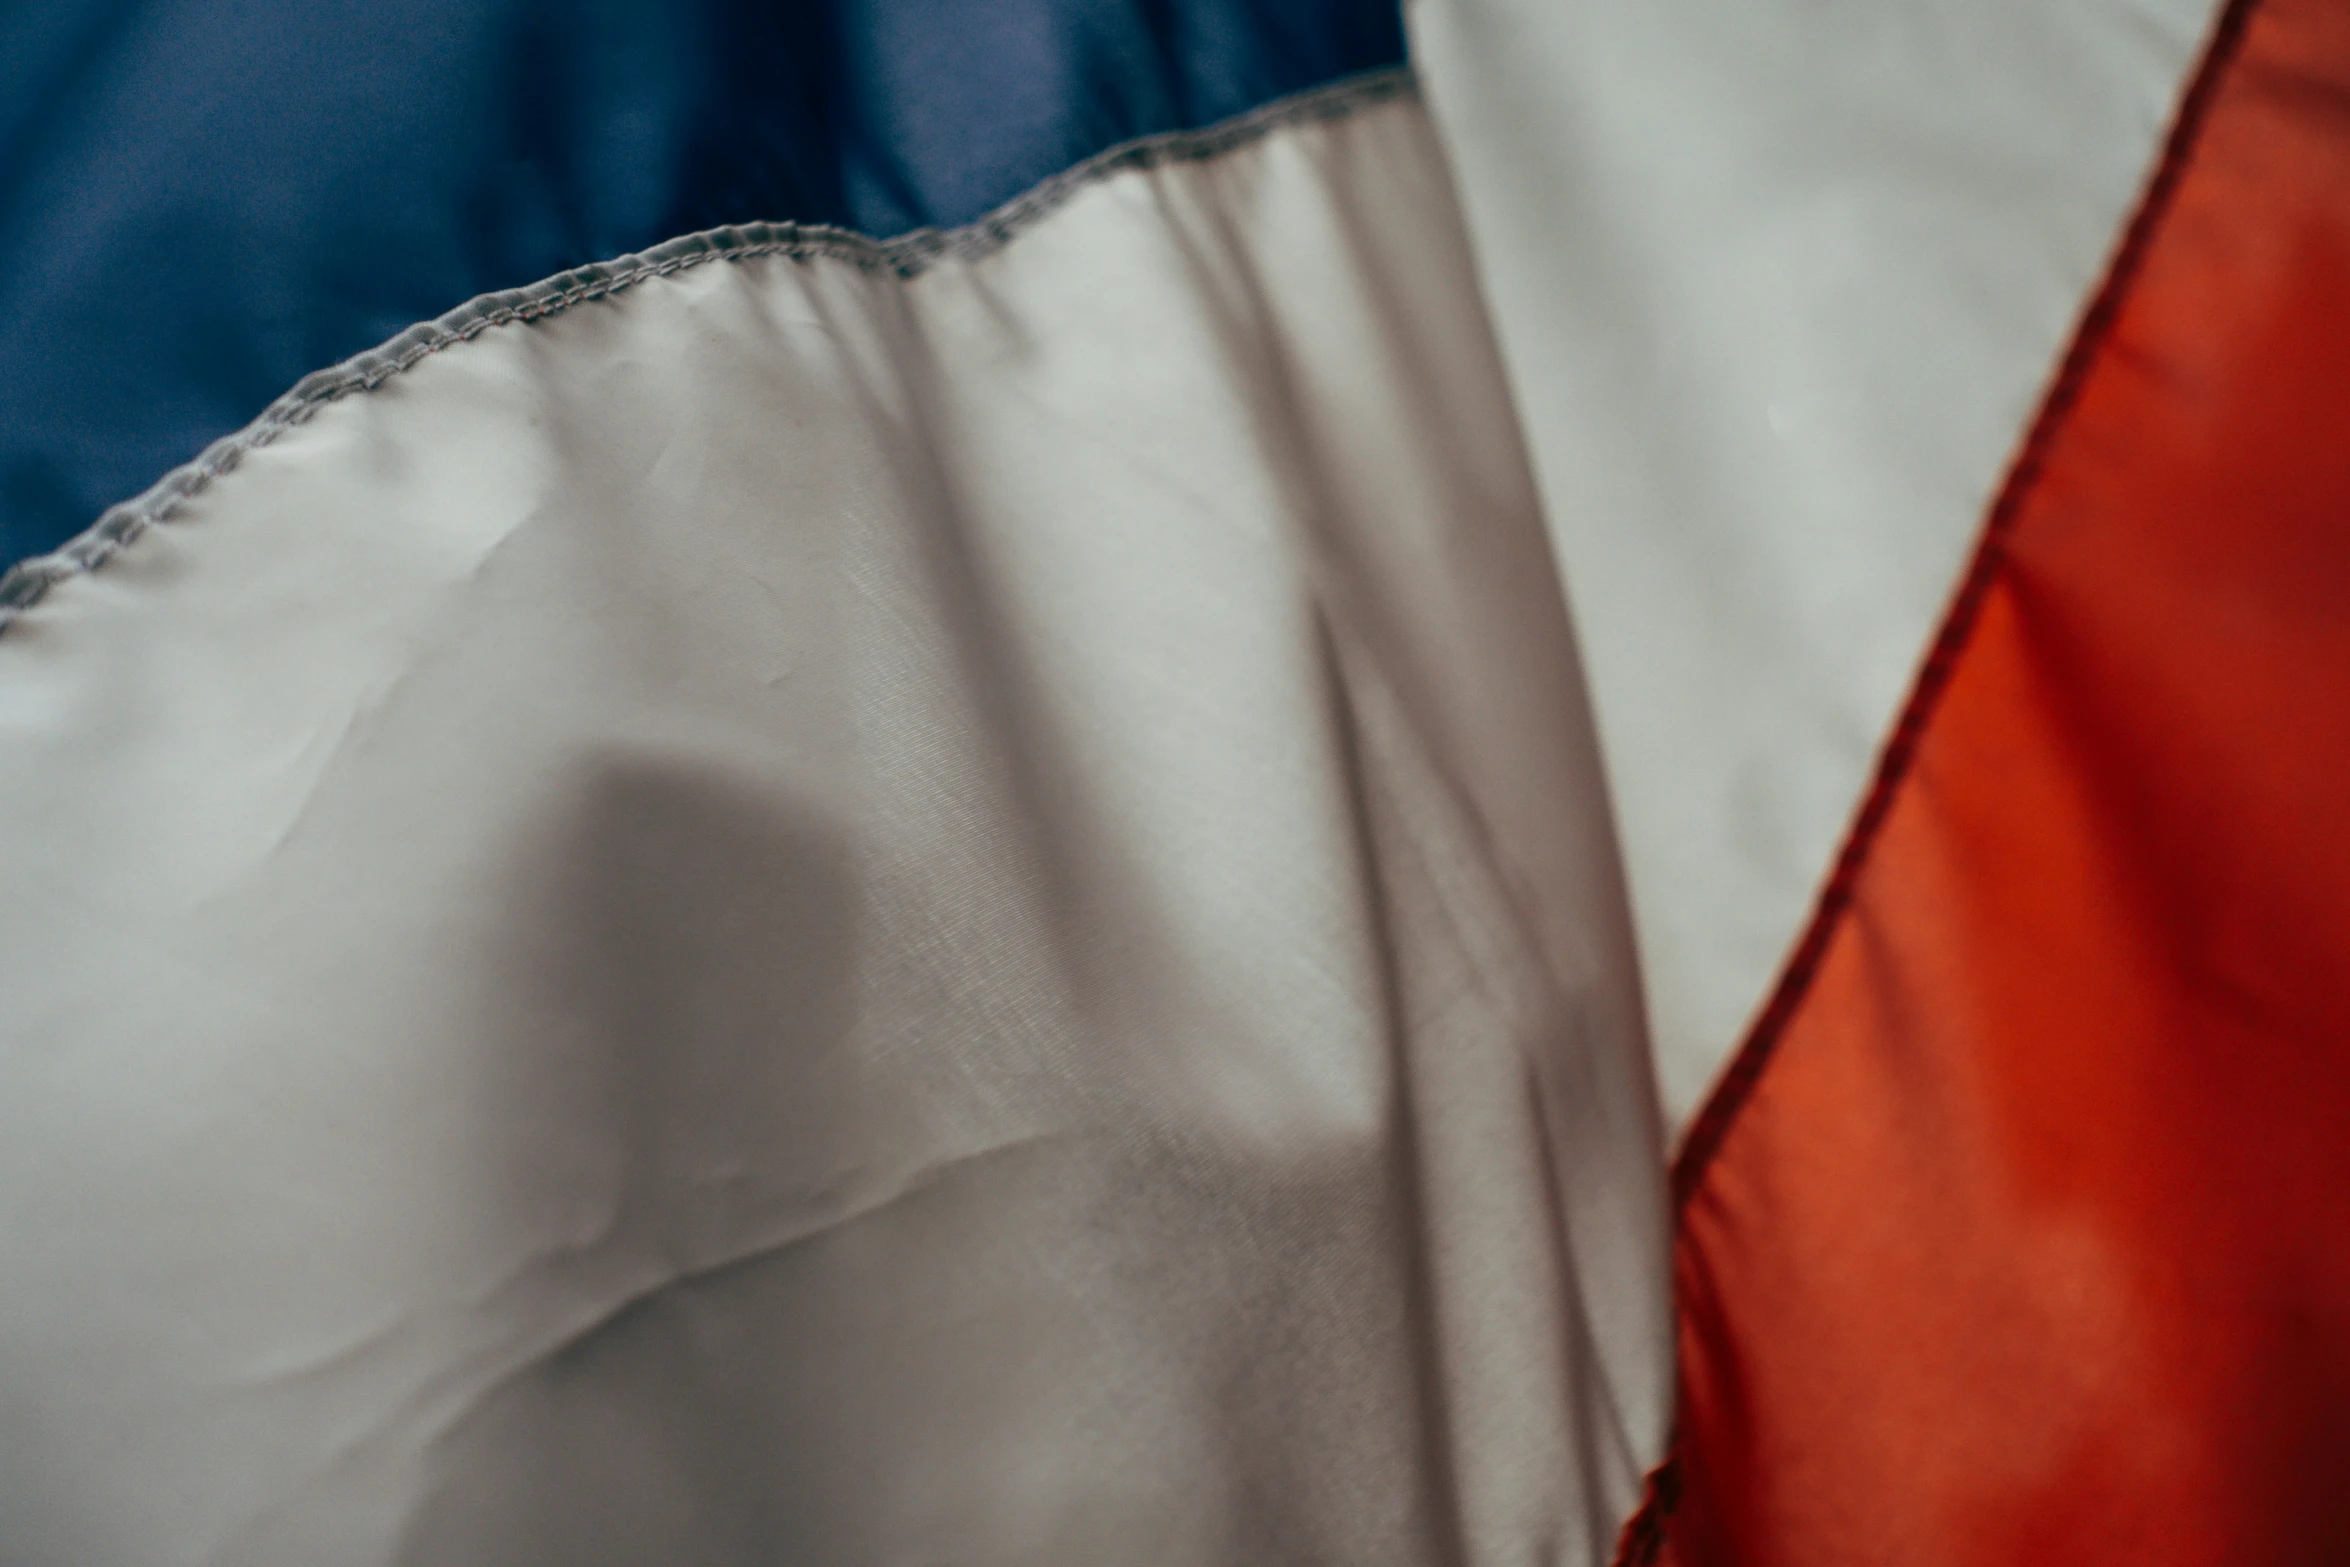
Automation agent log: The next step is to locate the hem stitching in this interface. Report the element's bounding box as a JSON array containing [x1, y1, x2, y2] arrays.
[[1609, 0, 2266, 1559], [0, 65, 1414, 629]]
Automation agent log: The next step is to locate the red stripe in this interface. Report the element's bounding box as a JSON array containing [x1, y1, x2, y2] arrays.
[[1667, 0, 2266, 1220], [1634, 0, 2350, 1555]]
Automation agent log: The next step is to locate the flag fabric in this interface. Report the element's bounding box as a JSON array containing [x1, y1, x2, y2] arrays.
[[1411, 0, 2221, 1131], [1639, 0, 2350, 1557], [0, 13, 1671, 1563], [2, 0, 2342, 1562], [0, 0, 1407, 568]]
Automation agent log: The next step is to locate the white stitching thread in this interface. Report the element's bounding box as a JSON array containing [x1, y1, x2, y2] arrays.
[[0, 65, 1415, 630]]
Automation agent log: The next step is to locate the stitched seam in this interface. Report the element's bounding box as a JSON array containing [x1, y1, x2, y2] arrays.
[[1607, 2, 2266, 1560], [0, 64, 1414, 630], [1666, 0, 2261, 1207]]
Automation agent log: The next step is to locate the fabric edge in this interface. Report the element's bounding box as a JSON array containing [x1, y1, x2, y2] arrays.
[[1602, 1, 2266, 1559], [0, 64, 1417, 631]]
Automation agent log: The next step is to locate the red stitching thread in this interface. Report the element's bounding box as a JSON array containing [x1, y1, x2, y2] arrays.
[[1609, 1, 2268, 1558], [1669, 0, 2266, 1210]]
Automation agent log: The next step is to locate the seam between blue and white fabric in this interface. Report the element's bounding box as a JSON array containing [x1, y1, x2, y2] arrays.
[[0, 64, 1416, 632]]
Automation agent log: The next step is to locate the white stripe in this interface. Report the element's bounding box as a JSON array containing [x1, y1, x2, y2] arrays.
[[0, 89, 1666, 1566], [1412, 0, 2223, 1131]]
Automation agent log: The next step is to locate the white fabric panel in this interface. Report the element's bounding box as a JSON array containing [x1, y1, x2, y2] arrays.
[[1409, 0, 2222, 1128], [0, 86, 1669, 1566]]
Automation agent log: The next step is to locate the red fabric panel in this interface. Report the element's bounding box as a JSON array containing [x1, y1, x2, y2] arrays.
[[1646, 0, 2350, 1560]]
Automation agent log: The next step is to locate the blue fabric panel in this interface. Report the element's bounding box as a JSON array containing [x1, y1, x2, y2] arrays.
[[0, 0, 1404, 566]]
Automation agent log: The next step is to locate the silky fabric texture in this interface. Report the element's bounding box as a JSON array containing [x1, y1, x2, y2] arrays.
[[1409, 0, 2221, 1127], [0, 88, 1670, 1567], [1664, 0, 2350, 1556], [0, 0, 1403, 564]]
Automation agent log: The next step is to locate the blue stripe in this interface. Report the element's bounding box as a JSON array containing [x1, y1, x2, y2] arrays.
[[0, 0, 1404, 566]]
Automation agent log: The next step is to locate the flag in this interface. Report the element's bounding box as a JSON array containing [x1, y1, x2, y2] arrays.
[[2, 0, 2340, 1561]]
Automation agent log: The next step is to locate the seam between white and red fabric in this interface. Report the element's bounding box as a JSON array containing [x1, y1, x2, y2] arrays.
[[1608, 0, 2268, 1558]]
